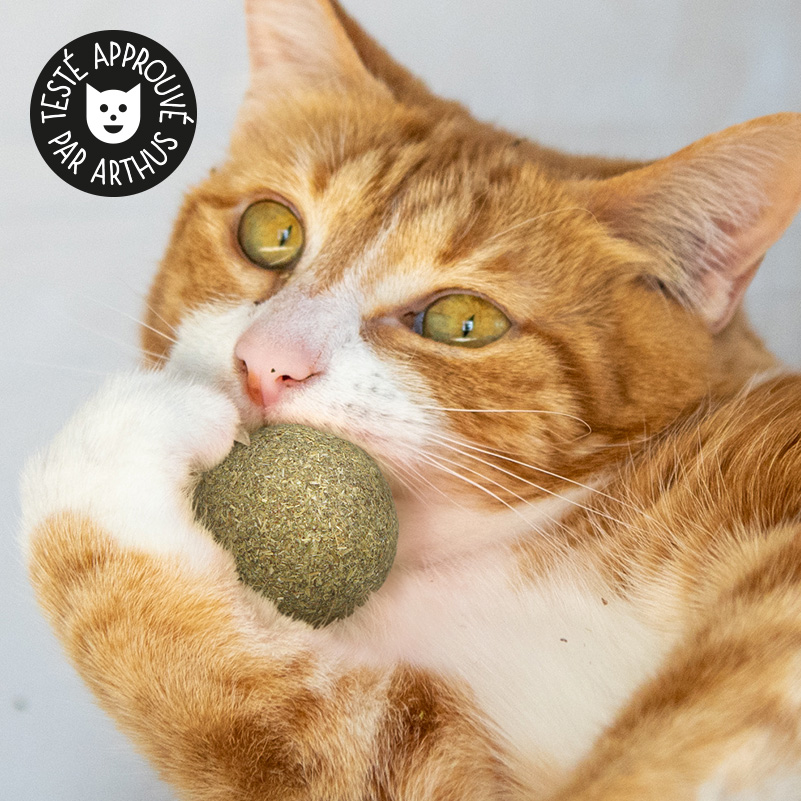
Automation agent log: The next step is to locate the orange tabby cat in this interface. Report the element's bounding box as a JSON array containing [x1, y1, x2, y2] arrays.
[[21, 0, 801, 798]]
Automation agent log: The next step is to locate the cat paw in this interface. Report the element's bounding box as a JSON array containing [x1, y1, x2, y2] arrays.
[[20, 369, 241, 563]]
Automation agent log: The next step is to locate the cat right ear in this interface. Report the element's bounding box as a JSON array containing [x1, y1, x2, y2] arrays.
[[579, 113, 801, 333]]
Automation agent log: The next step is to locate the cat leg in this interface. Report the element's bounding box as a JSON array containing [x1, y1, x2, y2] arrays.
[[21, 370, 509, 801], [548, 525, 801, 801]]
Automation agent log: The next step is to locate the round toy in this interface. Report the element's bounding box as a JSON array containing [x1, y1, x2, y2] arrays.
[[193, 424, 398, 627]]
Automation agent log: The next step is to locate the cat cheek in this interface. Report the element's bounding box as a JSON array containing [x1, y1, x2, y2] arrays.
[[166, 303, 259, 403]]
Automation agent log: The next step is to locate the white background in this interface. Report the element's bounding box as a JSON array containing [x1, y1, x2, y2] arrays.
[[2, 1, 800, 797]]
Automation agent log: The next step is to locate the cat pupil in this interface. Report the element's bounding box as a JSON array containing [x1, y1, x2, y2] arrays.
[[461, 316, 475, 337], [119, 104, 127, 112], [278, 226, 292, 247], [99, 104, 108, 112]]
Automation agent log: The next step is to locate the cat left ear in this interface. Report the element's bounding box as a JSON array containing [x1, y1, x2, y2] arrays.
[[244, 0, 438, 107], [580, 113, 801, 333], [244, 0, 372, 93]]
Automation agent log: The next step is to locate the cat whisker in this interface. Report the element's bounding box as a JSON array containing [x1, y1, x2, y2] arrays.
[[383, 447, 464, 509], [380, 456, 433, 505], [292, 109, 345, 172], [417, 404, 593, 434], [299, 116, 334, 168], [429, 430, 652, 527], [116, 279, 181, 336], [143, 308, 180, 340], [148, 285, 244, 312], [72, 293, 180, 346], [136, 318, 179, 348], [591, 438, 650, 449], [429, 428, 647, 511], [423, 448, 572, 543], [128, 292, 182, 339], [417, 450, 537, 530], [417, 449, 564, 544], [58, 311, 150, 360], [139, 349, 169, 365], [429, 436, 609, 529], [405, 467, 453, 506]]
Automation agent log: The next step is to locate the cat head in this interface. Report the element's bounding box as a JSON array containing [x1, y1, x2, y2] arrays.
[[144, 0, 801, 560], [86, 84, 141, 144]]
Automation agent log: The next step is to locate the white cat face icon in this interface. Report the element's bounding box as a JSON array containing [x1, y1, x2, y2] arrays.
[[86, 84, 141, 144]]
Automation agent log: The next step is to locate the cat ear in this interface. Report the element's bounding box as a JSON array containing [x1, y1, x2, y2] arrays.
[[244, 0, 436, 105], [86, 84, 98, 100], [127, 84, 140, 101], [245, 0, 373, 92], [580, 113, 801, 333]]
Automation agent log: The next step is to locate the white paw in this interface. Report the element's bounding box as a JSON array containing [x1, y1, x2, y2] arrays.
[[20, 369, 241, 565]]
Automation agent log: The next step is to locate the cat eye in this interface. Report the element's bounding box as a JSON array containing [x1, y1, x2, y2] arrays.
[[414, 294, 511, 348], [237, 200, 304, 270]]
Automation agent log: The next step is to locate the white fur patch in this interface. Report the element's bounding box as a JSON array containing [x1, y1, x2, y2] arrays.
[[336, 548, 670, 781], [20, 369, 240, 570]]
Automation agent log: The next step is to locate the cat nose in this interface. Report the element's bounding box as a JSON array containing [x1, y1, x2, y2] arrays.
[[234, 332, 319, 409], [110, 114, 117, 120]]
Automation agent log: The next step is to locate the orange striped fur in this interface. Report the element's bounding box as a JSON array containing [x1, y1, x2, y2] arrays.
[[21, 1, 801, 798]]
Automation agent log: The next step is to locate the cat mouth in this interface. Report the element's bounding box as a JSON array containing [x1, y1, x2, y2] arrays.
[[103, 125, 123, 133]]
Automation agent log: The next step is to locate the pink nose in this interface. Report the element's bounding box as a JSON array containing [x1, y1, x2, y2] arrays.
[[235, 332, 318, 409]]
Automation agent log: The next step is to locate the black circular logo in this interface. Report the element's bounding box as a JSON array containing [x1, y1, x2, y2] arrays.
[[30, 30, 197, 197]]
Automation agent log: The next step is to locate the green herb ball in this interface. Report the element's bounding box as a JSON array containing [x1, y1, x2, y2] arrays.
[[193, 424, 399, 627]]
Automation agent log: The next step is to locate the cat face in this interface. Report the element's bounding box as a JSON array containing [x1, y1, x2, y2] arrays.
[[86, 84, 141, 144], [144, 0, 799, 558]]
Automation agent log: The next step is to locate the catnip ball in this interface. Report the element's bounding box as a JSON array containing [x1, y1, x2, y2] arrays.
[[193, 424, 398, 627]]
